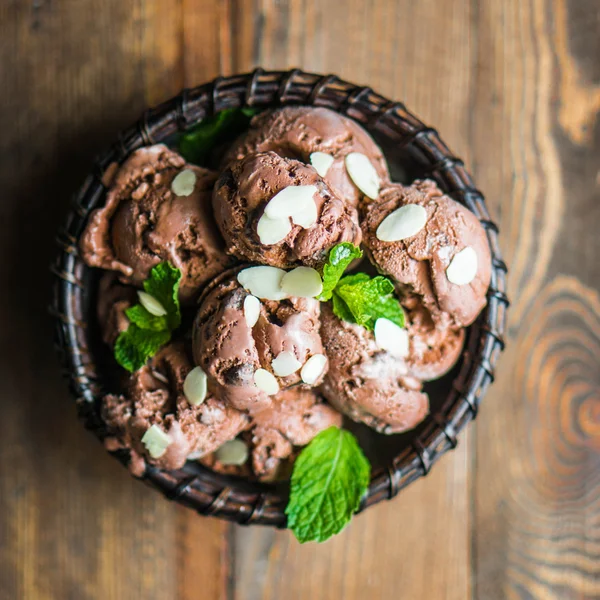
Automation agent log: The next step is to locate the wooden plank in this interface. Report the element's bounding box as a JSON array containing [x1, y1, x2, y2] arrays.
[[0, 1, 226, 599], [234, 444, 471, 600], [228, 1, 475, 598], [472, 0, 600, 598]]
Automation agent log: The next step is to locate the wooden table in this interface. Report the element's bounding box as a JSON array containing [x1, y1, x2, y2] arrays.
[[1, 1, 598, 598]]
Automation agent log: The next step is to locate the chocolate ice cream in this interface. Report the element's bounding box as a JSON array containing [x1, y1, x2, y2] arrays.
[[96, 272, 135, 345], [212, 151, 361, 269], [192, 270, 328, 412], [403, 295, 465, 381], [249, 387, 342, 481], [319, 304, 429, 434], [80, 144, 234, 304], [362, 180, 492, 327], [102, 342, 250, 476], [224, 106, 390, 207]]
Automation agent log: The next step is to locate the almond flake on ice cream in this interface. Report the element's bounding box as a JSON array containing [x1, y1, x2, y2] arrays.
[[183, 366, 208, 406], [141, 424, 171, 458], [376, 204, 428, 242], [271, 351, 302, 377], [446, 246, 478, 285], [345, 152, 380, 199], [171, 168, 197, 196], [254, 368, 280, 395], [310, 152, 335, 177], [237, 266, 288, 301], [280, 266, 323, 298]]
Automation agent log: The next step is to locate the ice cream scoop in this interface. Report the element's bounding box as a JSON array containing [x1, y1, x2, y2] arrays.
[[212, 151, 361, 269], [80, 144, 234, 304], [403, 294, 465, 381], [248, 387, 342, 481], [361, 180, 492, 327], [319, 304, 429, 434], [96, 272, 135, 346], [192, 269, 328, 412], [223, 106, 390, 207], [102, 342, 250, 475]]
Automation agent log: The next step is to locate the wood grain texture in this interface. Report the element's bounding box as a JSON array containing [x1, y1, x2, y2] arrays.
[[0, 1, 226, 599], [472, 0, 600, 598], [0, 0, 598, 598]]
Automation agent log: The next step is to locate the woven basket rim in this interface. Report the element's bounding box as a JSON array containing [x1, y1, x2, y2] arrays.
[[51, 68, 509, 528]]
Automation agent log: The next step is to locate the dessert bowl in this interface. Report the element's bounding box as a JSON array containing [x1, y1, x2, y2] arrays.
[[51, 68, 508, 529]]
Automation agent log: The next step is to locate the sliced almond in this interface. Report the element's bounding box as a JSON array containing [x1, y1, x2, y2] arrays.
[[237, 266, 288, 301], [186, 449, 205, 461], [376, 204, 428, 242], [290, 198, 318, 228], [215, 439, 249, 465], [141, 424, 171, 459], [374, 318, 409, 358], [257, 212, 292, 245], [171, 168, 197, 196], [446, 246, 478, 285], [254, 368, 280, 395], [183, 366, 208, 406], [137, 291, 167, 316], [243, 295, 261, 328], [271, 351, 302, 377], [310, 152, 334, 177], [280, 266, 323, 298], [345, 152, 380, 199], [300, 353, 328, 385], [264, 185, 318, 219]]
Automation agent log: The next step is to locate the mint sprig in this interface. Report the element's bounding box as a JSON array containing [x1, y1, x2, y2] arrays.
[[332, 273, 405, 330], [114, 262, 182, 372], [179, 107, 261, 166], [318, 242, 363, 301], [286, 427, 371, 543]]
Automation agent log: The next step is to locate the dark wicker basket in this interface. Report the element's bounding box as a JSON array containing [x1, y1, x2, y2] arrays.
[[50, 68, 508, 528]]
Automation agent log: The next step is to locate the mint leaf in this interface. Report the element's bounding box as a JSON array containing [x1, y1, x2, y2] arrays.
[[179, 107, 261, 166], [143, 262, 181, 331], [332, 274, 405, 330], [331, 292, 354, 324], [318, 243, 363, 301], [113, 262, 182, 372], [286, 427, 370, 543], [124, 305, 168, 332], [114, 326, 171, 373]]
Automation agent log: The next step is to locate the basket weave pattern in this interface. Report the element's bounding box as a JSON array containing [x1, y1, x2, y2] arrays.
[[51, 69, 508, 527]]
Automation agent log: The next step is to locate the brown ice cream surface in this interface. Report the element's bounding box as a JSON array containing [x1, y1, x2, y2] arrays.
[[80, 144, 234, 304], [212, 151, 361, 268], [362, 180, 492, 327], [249, 387, 342, 481], [96, 272, 135, 346], [224, 106, 390, 207], [403, 295, 465, 381], [319, 304, 429, 434], [102, 342, 250, 476], [192, 270, 327, 413]]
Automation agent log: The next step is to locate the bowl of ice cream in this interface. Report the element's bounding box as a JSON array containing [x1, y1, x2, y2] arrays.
[[51, 69, 508, 541]]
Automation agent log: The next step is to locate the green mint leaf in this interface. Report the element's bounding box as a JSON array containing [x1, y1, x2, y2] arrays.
[[286, 427, 371, 543], [179, 107, 260, 166], [241, 106, 262, 118], [318, 243, 363, 301], [112, 262, 182, 372], [332, 274, 405, 330], [124, 304, 168, 332], [143, 262, 182, 331], [114, 326, 171, 373], [331, 292, 354, 324]]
